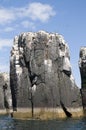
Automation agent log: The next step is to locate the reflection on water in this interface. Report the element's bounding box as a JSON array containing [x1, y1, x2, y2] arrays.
[[0, 115, 14, 130], [0, 115, 86, 130]]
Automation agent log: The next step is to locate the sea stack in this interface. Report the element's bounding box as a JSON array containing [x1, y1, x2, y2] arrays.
[[10, 31, 82, 119], [79, 47, 86, 109]]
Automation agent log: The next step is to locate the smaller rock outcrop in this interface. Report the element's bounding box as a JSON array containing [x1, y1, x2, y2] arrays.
[[79, 47, 86, 108], [0, 73, 12, 111]]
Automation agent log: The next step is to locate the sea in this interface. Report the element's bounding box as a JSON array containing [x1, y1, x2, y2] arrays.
[[0, 115, 86, 130]]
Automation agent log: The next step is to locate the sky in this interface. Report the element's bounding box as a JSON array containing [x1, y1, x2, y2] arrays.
[[0, 0, 86, 88]]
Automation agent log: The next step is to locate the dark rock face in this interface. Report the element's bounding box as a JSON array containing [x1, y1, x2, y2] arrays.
[[0, 73, 5, 108], [79, 47, 86, 108], [10, 31, 82, 111], [0, 73, 12, 109]]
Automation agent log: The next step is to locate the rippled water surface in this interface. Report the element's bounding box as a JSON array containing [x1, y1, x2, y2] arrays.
[[0, 115, 86, 130]]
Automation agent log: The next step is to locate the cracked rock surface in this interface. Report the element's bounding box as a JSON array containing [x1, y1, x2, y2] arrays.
[[10, 31, 82, 110]]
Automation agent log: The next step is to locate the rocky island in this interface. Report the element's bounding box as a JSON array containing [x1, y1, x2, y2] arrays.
[[9, 31, 83, 119], [0, 31, 86, 119]]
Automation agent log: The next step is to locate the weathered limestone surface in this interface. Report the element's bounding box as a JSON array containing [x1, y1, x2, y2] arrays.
[[79, 47, 86, 108], [10, 31, 82, 113], [0, 73, 12, 109]]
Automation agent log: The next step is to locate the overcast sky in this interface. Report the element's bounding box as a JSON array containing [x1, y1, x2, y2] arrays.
[[0, 0, 86, 88]]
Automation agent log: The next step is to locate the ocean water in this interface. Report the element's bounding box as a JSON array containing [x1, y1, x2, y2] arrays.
[[0, 115, 86, 130]]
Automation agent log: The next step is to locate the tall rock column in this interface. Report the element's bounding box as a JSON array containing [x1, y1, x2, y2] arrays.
[[79, 47, 86, 109], [10, 31, 82, 118]]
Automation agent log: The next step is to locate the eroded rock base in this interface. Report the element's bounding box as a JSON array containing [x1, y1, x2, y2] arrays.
[[13, 107, 84, 120]]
